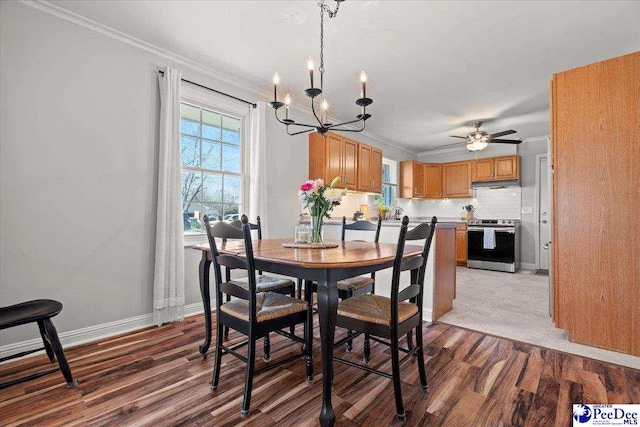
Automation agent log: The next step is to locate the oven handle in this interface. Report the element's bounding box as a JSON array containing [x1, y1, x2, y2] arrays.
[[468, 227, 515, 233]]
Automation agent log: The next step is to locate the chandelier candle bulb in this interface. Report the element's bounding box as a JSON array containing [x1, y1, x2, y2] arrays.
[[307, 58, 315, 88], [360, 71, 367, 99], [273, 72, 280, 102], [285, 94, 291, 120]]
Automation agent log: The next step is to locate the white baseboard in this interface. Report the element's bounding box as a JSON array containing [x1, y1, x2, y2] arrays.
[[0, 300, 214, 361], [521, 263, 537, 271], [423, 308, 433, 323]]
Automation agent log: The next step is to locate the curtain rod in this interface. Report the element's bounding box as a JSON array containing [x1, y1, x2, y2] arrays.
[[158, 70, 257, 109]]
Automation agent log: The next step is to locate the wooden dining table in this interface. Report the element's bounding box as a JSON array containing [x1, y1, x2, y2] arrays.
[[193, 238, 423, 427]]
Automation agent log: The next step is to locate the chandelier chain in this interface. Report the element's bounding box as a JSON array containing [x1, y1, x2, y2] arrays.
[[318, 1, 339, 94]]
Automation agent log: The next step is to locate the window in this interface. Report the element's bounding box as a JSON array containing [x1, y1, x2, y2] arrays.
[[180, 101, 243, 233], [374, 158, 397, 207]]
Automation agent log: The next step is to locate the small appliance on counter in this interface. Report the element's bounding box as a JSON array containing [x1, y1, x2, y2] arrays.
[[353, 211, 364, 221], [466, 219, 521, 273]]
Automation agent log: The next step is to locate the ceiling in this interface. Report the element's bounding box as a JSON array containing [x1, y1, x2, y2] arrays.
[[49, 0, 640, 153]]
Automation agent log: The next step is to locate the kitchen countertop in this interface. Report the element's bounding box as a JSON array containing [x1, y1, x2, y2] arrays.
[[299, 217, 465, 229]]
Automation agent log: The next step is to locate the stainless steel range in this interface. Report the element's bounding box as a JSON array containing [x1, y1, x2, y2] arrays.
[[467, 219, 521, 273]]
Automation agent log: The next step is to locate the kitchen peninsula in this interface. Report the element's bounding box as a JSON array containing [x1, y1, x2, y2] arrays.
[[300, 218, 458, 321]]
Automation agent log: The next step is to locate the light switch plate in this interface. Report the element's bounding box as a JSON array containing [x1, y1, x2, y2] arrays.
[[521, 207, 533, 214]]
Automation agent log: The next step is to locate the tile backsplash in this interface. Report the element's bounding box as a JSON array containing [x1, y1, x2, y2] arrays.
[[397, 187, 522, 220]]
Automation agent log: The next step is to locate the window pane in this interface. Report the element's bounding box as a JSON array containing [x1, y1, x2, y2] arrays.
[[202, 203, 223, 221], [181, 104, 200, 121], [224, 175, 242, 204], [223, 204, 241, 221], [202, 124, 221, 141], [181, 172, 202, 202], [202, 110, 222, 141], [382, 163, 391, 183], [222, 116, 240, 145], [182, 203, 202, 232], [201, 140, 221, 170], [202, 174, 223, 202], [180, 135, 200, 167], [222, 144, 241, 172], [180, 118, 200, 137]]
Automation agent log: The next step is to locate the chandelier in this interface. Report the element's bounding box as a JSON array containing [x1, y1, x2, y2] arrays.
[[268, 0, 372, 136]]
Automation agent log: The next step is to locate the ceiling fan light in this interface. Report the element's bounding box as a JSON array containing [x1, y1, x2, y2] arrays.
[[467, 141, 489, 151]]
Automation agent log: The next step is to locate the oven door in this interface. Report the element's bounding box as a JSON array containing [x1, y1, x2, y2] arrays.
[[467, 227, 516, 264]]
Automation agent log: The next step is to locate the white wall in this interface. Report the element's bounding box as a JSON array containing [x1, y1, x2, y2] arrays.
[[0, 1, 413, 347]]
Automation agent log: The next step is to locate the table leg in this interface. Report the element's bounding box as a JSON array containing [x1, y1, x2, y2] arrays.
[[198, 256, 212, 355], [317, 277, 338, 427]]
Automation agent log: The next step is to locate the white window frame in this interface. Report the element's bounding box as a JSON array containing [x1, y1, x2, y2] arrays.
[[180, 84, 250, 244], [380, 158, 398, 207]]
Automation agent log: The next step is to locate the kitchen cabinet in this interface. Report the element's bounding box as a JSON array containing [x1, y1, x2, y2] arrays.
[[423, 163, 443, 198], [472, 155, 519, 182], [552, 52, 639, 356], [399, 160, 424, 198], [455, 224, 467, 265], [357, 144, 383, 193], [309, 132, 358, 190], [442, 161, 472, 198]]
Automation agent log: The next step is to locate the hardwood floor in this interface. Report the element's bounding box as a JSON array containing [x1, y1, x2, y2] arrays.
[[1, 313, 639, 426]]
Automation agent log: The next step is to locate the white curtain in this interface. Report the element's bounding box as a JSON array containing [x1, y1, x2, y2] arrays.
[[248, 101, 268, 235], [153, 66, 185, 326]]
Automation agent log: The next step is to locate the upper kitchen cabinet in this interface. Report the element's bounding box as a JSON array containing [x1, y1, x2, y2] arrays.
[[309, 132, 381, 192], [399, 160, 425, 198], [472, 155, 519, 182], [423, 163, 442, 198], [358, 144, 383, 193], [309, 132, 358, 190], [442, 161, 472, 198]]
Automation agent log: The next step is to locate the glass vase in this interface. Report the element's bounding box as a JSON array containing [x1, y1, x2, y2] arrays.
[[311, 214, 324, 244]]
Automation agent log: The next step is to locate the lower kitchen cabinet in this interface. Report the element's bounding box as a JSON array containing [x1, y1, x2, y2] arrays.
[[456, 224, 467, 265]]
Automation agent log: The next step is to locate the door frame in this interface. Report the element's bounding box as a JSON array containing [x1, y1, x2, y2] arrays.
[[534, 153, 549, 270]]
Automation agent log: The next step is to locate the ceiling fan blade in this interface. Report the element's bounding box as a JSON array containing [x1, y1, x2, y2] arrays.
[[490, 130, 517, 138], [490, 139, 522, 144], [449, 135, 468, 139]]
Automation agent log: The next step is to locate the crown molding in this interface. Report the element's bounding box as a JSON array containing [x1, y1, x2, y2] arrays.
[[18, 0, 418, 155]]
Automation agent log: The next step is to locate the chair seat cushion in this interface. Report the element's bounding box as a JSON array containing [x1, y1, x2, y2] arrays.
[[337, 294, 418, 326], [0, 299, 63, 330], [220, 292, 307, 323], [229, 275, 295, 293], [337, 276, 374, 292]]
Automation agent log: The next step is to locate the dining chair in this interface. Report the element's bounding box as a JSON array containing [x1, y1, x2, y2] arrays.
[[208, 216, 296, 361], [298, 216, 382, 352], [333, 215, 437, 421], [205, 215, 313, 417], [0, 299, 77, 390]]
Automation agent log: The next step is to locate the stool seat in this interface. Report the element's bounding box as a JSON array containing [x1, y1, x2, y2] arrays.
[[0, 299, 63, 330]]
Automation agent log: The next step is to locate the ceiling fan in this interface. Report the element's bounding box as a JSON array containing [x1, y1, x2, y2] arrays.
[[450, 121, 522, 151]]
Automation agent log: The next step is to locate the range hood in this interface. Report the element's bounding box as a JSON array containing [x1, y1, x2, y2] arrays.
[[471, 179, 520, 189]]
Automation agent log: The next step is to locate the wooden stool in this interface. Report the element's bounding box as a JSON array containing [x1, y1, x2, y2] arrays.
[[0, 299, 77, 389]]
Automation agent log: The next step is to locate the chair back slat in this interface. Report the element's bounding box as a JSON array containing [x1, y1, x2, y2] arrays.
[[397, 284, 421, 302], [341, 216, 382, 243], [400, 256, 424, 272], [216, 254, 248, 270]]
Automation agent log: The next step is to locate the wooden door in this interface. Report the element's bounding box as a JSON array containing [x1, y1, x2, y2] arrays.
[[413, 162, 425, 198], [552, 51, 639, 356], [495, 155, 519, 180], [424, 163, 442, 198], [357, 144, 372, 192], [325, 133, 343, 185], [370, 147, 383, 193], [455, 225, 467, 265], [342, 138, 358, 190], [442, 161, 471, 198], [472, 158, 495, 182]]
